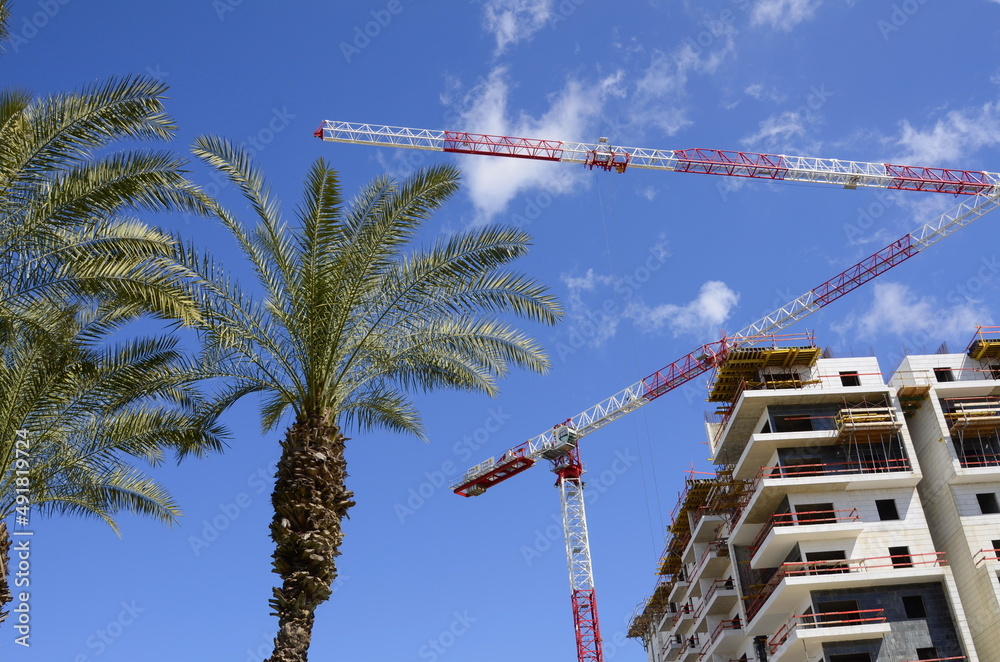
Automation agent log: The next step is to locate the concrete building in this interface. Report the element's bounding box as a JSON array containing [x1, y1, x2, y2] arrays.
[[627, 330, 1000, 662]]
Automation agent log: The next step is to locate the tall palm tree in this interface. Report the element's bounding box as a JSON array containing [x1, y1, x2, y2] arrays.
[[190, 135, 562, 661], [0, 303, 226, 624]]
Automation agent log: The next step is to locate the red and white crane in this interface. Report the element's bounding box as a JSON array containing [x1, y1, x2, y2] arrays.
[[315, 120, 1000, 662]]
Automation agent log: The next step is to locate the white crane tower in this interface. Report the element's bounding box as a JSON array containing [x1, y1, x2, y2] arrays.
[[315, 119, 1000, 662]]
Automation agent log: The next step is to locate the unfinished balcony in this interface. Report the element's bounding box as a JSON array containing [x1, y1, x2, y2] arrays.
[[835, 404, 902, 440], [683, 537, 731, 586], [732, 453, 915, 533], [743, 552, 948, 628], [691, 577, 739, 628], [746, 507, 863, 569], [766, 608, 890, 662], [944, 397, 1000, 471], [698, 617, 743, 660]]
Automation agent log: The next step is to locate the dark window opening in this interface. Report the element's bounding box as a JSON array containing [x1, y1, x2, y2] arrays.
[[816, 599, 859, 623], [805, 550, 849, 574], [762, 371, 799, 387], [889, 545, 913, 568], [782, 456, 824, 476], [759, 418, 772, 434], [829, 653, 873, 662], [990, 363, 1000, 380], [773, 414, 814, 433], [955, 429, 1000, 468], [903, 595, 926, 618], [978, 493, 1000, 514], [840, 371, 862, 386], [795, 503, 836, 524], [992, 538, 1000, 553], [916, 647, 938, 660], [876, 499, 900, 520], [934, 367, 955, 382]]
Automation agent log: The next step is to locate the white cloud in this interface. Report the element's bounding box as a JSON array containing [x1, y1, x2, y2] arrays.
[[445, 66, 621, 222], [894, 101, 1000, 165], [744, 83, 784, 103], [836, 281, 991, 343], [482, 0, 553, 55], [622, 30, 736, 139], [750, 0, 822, 32], [741, 110, 807, 151], [628, 281, 740, 337]]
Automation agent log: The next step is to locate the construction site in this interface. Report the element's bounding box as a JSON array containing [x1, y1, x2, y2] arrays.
[[627, 328, 1000, 662], [315, 121, 1000, 662]]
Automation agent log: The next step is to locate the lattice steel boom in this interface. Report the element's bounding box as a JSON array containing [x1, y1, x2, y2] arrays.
[[449, 188, 999, 499], [316, 120, 1000, 195]]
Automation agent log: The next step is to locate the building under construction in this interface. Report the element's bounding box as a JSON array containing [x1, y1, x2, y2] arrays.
[[628, 328, 1000, 662]]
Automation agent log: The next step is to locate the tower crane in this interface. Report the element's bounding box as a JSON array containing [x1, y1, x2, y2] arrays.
[[315, 120, 1000, 662]]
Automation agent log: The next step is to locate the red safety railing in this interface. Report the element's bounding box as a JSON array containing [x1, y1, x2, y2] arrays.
[[699, 618, 743, 658], [671, 600, 695, 625], [974, 548, 1000, 566], [691, 577, 737, 622], [958, 452, 1000, 468], [899, 657, 966, 662], [758, 458, 912, 479], [689, 537, 730, 582], [769, 608, 886, 653], [745, 552, 946, 620], [733, 459, 910, 525], [749, 508, 860, 555]]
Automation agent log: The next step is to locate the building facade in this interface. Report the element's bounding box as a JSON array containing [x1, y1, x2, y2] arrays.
[[627, 330, 1000, 662]]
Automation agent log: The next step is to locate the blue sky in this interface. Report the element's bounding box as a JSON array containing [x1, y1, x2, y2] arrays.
[[3, 1, 1000, 660]]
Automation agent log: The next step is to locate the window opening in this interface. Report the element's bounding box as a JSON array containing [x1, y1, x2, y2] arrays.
[[876, 499, 899, 520]]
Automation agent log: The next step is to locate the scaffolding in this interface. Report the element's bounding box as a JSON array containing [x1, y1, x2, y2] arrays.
[[628, 470, 750, 643], [708, 333, 822, 404], [966, 325, 1000, 361]]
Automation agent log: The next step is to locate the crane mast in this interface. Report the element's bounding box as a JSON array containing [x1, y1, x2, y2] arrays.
[[316, 118, 1000, 662]]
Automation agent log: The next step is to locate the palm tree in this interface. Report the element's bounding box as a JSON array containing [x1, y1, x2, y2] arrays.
[[0, 0, 226, 624], [189, 135, 562, 661], [0, 65, 212, 326], [0, 303, 226, 624]]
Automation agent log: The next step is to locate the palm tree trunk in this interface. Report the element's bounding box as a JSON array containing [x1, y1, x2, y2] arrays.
[[0, 520, 11, 625], [265, 413, 355, 662]]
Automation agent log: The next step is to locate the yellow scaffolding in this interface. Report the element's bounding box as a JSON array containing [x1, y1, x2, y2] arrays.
[[967, 326, 1000, 360], [708, 342, 822, 403]]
